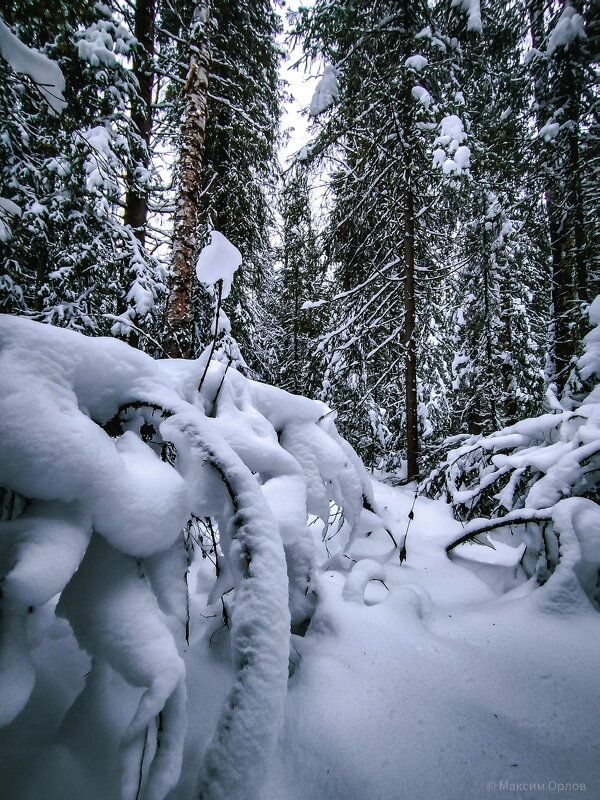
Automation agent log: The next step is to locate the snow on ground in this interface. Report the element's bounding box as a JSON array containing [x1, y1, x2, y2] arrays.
[[1, 311, 598, 800], [265, 482, 600, 800], [2, 471, 599, 798]]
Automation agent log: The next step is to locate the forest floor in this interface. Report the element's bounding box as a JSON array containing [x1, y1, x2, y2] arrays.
[[3, 482, 600, 800], [260, 482, 600, 800]]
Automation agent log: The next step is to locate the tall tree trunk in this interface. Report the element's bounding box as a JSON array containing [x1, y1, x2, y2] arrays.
[[528, 0, 586, 392], [164, 2, 211, 358], [124, 0, 155, 248], [120, 0, 156, 346], [404, 175, 418, 481]]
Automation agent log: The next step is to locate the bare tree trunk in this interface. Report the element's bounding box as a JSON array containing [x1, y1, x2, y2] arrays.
[[404, 175, 418, 481], [528, 0, 586, 392], [164, 2, 211, 358], [119, 0, 156, 347]]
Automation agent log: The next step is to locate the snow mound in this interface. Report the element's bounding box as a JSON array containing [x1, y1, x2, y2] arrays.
[[0, 313, 398, 800]]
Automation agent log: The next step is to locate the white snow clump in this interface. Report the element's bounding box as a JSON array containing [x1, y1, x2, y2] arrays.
[[405, 54, 428, 72], [309, 64, 339, 117], [196, 230, 242, 299], [547, 5, 586, 55], [433, 115, 470, 175], [0, 19, 66, 113], [539, 121, 560, 142], [411, 85, 431, 108], [452, 0, 482, 33], [0, 197, 22, 243]]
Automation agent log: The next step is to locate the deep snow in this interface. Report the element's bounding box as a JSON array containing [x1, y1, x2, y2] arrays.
[[1, 312, 599, 800], [265, 482, 600, 800], [4, 481, 598, 799]]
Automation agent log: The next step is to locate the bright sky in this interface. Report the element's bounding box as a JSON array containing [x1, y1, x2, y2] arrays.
[[279, 0, 317, 167]]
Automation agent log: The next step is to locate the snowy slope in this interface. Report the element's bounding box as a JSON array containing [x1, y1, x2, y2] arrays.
[[2, 481, 599, 799]]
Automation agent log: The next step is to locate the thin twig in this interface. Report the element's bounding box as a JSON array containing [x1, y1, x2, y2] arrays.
[[401, 488, 419, 563], [198, 278, 223, 393]]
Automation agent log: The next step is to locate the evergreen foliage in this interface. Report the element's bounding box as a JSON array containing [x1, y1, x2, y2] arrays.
[[159, 0, 283, 370], [0, 1, 166, 341]]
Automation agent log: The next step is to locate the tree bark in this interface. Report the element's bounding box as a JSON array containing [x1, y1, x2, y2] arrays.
[[528, 0, 586, 392], [164, 2, 211, 358], [404, 174, 418, 481], [124, 0, 155, 248]]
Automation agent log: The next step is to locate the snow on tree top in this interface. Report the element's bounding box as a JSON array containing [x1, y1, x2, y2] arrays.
[[309, 64, 339, 117], [547, 5, 586, 55], [451, 0, 482, 34], [0, 19, 66, 113], [195, 231, 242, 299]]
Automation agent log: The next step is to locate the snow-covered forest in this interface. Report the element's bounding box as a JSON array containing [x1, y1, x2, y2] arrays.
[[0, 1, 599, 798]]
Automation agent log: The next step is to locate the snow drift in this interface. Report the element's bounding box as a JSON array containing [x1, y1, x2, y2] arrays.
[[0, 313, 398, 800]]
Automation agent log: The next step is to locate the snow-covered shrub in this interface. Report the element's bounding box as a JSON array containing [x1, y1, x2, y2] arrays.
[[0, 313, 397, 800], [423, 296, 600, 610]]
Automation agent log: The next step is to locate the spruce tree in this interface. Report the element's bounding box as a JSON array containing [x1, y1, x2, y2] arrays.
[[0, 1, 166, 342], [275, 164, 322, 395], [292, 0, 466, 476], [527, 0, 598, 394], [444, 0, 548, 435], [162, 0, 282, 368]]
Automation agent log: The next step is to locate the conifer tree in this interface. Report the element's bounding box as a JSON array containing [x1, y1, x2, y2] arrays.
[[162, 0, 282, 367], [275, 164, 322, 395], [527, 0, 598, 394], [0, 1, 166, 341], [444, 0, 548, 435], [293, 0, 466, 476]]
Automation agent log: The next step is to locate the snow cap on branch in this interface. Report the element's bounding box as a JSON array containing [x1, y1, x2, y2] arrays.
[[196, 230, 242, 299], [451, 0, 482, 33], [0, 19, 66, 113], [309, 64, 339, 117], [405, 54, 428, 72], [547, 4, 586, 55], [433, 115, 470, 175]]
